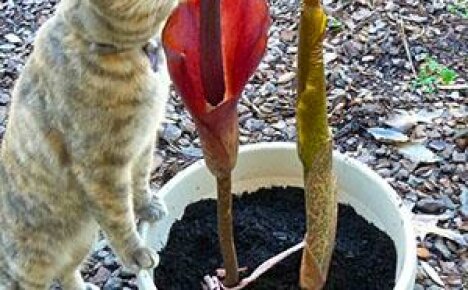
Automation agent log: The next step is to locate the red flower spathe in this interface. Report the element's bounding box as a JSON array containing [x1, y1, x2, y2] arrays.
[[162, 0, 270, 116]]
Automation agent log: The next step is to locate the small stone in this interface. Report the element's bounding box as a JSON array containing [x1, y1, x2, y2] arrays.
[[428, 140, 446, 152], [352, 8, 372, 21], [0, 106, 6, 124], [5, 33, 22, 44], [461, 259, 468, 273], [287, 46, 297, 54], [285, 125, 296, 139], [446, 276, 462, 286], [324, 52, 338, 63], [452, 151, 466, 163], [0, 43, 16, 51], [89, 267, 111, 284], [434, 239, 451, 260], [162, 123, 182, 143], [441, 195, 455, 210], [454, 130, 468, 149], [272, 120, 287, 131], [152, 154, 163, 171], [395, 168, 410, 180], [408, 175, 424, 187], [259, 82, 276, 95], [460, 187, 468, 218], [103, 277, 123, 290], [280, 30, 295, 42], [417, 247, 430, 260], [362, 55, 375, 62], [245, 119, 265, 131], [416, 197, 447, 213], [103, 255, 118, 268], [341, 40, 363, 58], [180, 117, 196, 134], [455, 136, 467, 150], [377, 168, 392, 177], [181, 146, 203, 158], [391, 59, 405, 67], [96, 250, 109, 259], [375, 148, 387, 157], [0, 93, 9, 105], [277, 72, 296, 84]]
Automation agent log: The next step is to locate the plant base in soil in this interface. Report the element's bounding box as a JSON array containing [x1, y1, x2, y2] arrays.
[[153, 187, 397, 289]]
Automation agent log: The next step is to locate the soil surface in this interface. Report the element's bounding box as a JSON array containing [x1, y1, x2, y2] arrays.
[[153, 187, 397, 290]]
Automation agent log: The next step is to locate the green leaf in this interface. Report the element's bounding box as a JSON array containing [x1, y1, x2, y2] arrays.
[[421, 76, 436, 85], [440, 68, 457, 84], [447, 1, 468, 19], [413, 56, 458, 93], [329, 18, 342, 30], [427, 58, 441, 72]]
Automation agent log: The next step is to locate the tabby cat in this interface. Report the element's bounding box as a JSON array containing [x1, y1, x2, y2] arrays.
[[0, 0, 177, 289]]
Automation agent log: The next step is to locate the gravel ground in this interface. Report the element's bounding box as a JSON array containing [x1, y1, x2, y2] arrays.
[[1, 0, 467, 289]]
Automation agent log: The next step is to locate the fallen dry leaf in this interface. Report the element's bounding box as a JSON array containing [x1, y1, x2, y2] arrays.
[[412, 213, 467, 246], [398, 142, 442, 165]]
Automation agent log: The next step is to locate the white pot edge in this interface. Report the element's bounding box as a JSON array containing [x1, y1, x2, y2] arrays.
[[137, 142, 416, 290]]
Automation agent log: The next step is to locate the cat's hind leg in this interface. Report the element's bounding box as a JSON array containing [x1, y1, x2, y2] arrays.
[[57, 226, 98, 290], [0, 258, 49, 290], [0, 230, 54, 290]]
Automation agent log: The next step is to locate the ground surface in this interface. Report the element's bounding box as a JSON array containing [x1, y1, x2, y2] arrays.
[[0, 0, 466, 289], [154, 187, 396, 290]]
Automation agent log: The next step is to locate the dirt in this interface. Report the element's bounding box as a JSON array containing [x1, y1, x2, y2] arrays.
[[153, 186, 397, 290]]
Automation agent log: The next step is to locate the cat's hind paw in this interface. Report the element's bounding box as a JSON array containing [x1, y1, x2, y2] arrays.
[[136, 197, 168, 223]]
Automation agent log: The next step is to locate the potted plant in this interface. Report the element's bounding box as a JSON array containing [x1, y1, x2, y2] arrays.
[[138, 0, 417, 289]]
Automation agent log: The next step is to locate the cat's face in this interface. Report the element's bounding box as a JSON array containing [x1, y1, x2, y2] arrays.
[[88, 0, 179, 16], [62, 0, 179, 48]]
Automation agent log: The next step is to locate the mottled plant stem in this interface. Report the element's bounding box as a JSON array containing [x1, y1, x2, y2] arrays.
[[303, 0, 320, 6], [217, 174, 239, 286], [297, 1, 337, 289]]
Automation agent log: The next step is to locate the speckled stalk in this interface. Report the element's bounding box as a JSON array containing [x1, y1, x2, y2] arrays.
[[216, 174, 240, 286], [296, 1, 337, 289]]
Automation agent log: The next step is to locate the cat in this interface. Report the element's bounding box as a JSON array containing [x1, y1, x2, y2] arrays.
[[0, 0, 177, 289]]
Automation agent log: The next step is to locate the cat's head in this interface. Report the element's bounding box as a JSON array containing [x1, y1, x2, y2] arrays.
[[60, 0, 179, 50]]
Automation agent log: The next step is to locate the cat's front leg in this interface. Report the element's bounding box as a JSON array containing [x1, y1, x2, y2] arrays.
[[75, 164, 158, 272], [132, 145, 167, 223]]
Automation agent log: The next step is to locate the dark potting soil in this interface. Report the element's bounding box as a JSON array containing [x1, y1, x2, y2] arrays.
[[153, 187, 397, 290]]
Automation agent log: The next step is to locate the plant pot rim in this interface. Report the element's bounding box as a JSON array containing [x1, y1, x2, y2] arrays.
[[138, 142, 416, 290]]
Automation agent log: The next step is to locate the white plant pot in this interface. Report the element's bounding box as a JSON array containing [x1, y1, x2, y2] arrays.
[[137, 142, 416, 290]]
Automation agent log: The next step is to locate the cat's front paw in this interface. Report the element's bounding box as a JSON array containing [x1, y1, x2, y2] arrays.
[[136, 197, 168, 223], [126, 246, 159, 272]]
